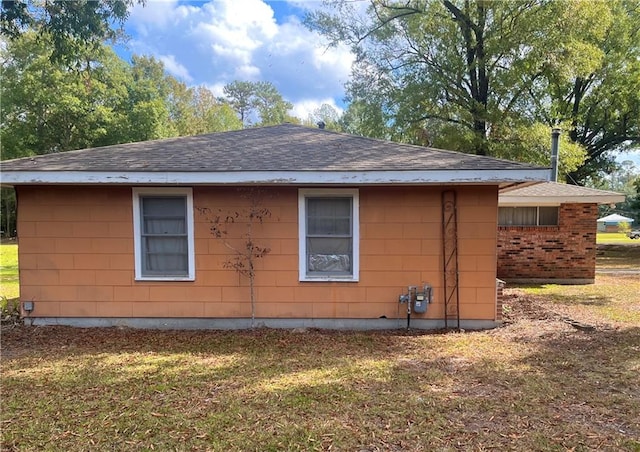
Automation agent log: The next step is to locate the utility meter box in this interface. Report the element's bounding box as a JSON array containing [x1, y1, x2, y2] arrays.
[[413, 286, 432, 313]]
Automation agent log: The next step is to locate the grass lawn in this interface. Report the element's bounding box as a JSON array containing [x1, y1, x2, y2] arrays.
[[2, 273, 639, 451], [597, 232, 638, 244], [0, 242, 19, 300]]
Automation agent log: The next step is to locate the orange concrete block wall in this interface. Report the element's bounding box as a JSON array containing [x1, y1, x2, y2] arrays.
[[16, 185, 499, 321]]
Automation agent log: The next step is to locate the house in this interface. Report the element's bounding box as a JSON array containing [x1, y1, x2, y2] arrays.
[[498, 182, 625, 284], [596, 213, 634, 232], [0, 124, 549, 330]]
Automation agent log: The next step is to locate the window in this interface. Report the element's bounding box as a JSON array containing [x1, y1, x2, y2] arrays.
[[299, 189, 359, 281], [133, 188, 195, 281], [499, 206, 559, 226]]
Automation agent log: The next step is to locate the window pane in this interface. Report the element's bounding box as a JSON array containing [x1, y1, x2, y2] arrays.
[[142, 197, 185, 217], [498, 207, 536, 225], [143, 218, 186, 234], [308, 237, 352, 273], [141, 196, 188, 276], [306, 196, 353, 275], [539, 207, 559, 225], [308, 217, 351, 235], [307, 198, 351, 235]]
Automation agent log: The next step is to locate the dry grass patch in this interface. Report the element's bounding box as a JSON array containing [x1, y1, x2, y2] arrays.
[[2, 306, 639, 451], [519, 274, 640, 326], [597, 243, 640, 270]]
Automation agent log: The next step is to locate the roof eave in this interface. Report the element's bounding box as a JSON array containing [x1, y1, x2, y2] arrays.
[[499, 194, 626, 206], [0, 169, 549, 187]]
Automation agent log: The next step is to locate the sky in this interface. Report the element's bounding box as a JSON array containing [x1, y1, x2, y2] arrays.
[[116, 0, 355, 121]]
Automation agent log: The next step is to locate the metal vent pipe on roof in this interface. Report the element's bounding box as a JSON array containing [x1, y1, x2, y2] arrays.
[[550, 128, 561, 182]]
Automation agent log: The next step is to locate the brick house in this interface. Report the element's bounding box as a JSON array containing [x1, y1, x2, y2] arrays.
[[1, 124, 549, 329], [497, 182, 625, 284]]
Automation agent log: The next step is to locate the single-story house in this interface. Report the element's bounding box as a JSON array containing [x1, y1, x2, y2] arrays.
[[1, 124, 549, 330], [498, 182, 625, 284], [596, 213, 634, 232]]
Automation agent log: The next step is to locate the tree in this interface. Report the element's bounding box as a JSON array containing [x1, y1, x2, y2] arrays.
[[0, 31, 131, 158], [628, 177, 640, 225], [546, 0, 640, 182], [222, 80, 293, 127], [306, 0, 637, 177], [197, 189, 272, 328], [590, 160, 640, 222], [304, 103, 343, 131], [1, 0, 140, 62], [223, 81, 255, 126], [190, 86, 242, 133], [489, 123, 587, 182], [168, 82, 242, 136], [120, 55, 180, 142]]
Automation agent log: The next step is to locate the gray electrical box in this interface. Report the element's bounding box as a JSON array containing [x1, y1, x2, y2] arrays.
[[413, 297, 427, 313], [413, 286, 432, 313]]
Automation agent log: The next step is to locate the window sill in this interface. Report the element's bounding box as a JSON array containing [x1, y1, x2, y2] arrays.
[[135, 276, 195, 282], [300, 276, 359, 283]]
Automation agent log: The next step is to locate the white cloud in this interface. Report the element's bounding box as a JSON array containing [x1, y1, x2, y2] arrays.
[[158, 54, 193, 82], [128, 0, 180, 34], [122, 0, 354, 112]]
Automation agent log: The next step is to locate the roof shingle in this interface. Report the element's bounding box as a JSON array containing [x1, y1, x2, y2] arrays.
[[2, 123, 542, 173]]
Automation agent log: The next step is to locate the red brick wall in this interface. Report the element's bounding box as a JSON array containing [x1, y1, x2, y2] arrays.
[[497, 203, 598, 282]]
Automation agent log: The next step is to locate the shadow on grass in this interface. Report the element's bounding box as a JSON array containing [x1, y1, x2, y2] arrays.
[[2, 325, 640, 451], [508, 283, 618, 308]]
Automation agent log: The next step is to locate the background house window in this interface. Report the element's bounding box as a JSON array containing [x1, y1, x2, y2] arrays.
[[133, 188, 195, 281], [499, 206, 559, 226], [299, 189, 359, 281]]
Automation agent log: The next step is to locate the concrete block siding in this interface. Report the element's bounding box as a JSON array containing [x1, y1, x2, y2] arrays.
[[17, 184, 500, 326]]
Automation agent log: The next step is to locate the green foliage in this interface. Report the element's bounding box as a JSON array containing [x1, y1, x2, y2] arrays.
[[618, 222, 632, 234], [223, 80, 293, 127], [306, 0, 639, 179], [1, 188, 16, 238], [1, 0, 139, 62], [0, 296, 20, 324], [589, 161, 639, 222], [0, 32, 131, 158], [548, 0, 640, 182], [302, 104, 343, 131], [489, 123, 587, 180]]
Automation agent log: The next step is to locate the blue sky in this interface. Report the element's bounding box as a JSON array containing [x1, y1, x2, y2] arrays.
[[116, 0, 354, 120]]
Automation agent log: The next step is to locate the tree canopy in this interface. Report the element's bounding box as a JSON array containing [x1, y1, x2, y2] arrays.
[[1, 0, 139, 62], [0, 32, 245, 161], [306, 0, 640, 182], [223, 80, 296, 127]]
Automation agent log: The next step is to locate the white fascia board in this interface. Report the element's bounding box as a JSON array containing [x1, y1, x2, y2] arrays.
[[499, 194, 626, 206], [0, 169, 550, 186]]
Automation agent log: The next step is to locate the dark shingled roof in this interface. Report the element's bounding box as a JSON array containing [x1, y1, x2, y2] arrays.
[[1, 123, 541, 173]]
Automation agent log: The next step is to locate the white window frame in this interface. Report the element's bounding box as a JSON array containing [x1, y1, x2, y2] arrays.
[[298, 188, 359, 282], [132, 187, 195, 281]]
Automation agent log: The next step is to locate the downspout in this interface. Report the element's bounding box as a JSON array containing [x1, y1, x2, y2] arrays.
[[551, 128, 561, 182]]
